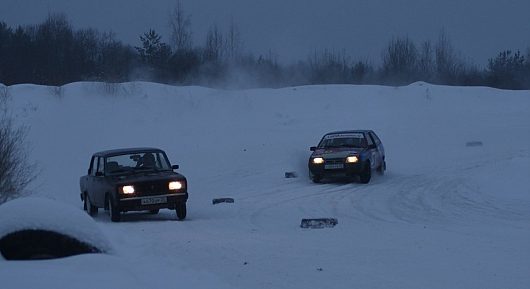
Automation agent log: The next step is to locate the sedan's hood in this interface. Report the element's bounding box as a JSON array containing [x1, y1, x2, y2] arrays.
[[113, 171, 184, 185], [312, 147, 363, 159]]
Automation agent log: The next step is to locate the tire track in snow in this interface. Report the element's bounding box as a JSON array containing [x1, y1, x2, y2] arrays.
[[245, 180, 364, 229]]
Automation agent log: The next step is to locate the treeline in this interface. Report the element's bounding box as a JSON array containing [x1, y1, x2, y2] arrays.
[[1, 11, 529, 89]]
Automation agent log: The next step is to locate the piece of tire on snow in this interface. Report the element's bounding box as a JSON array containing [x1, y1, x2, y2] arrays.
[[285, 172, 297, 178], [300, 218, 338, 229], [0, 197, 112, 260], [212, 198, 235, 205], [466, 141, 483, 147]]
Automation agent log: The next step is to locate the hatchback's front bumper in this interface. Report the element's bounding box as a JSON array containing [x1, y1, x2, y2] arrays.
[[309, 160, 364, 177]]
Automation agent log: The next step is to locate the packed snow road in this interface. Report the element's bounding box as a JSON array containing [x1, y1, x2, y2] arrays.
[[2, 82, 529, 289]]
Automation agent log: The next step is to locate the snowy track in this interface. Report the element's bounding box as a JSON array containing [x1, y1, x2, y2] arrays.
[[2, 82, 529, 289]]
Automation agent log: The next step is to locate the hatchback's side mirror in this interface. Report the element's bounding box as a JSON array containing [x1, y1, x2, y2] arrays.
[[172, 165, 179, 170], [310, 146, 317, 151]]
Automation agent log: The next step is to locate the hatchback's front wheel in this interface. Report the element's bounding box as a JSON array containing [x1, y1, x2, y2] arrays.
[[359, 162, 372, 184], [309, 172, 322, 183]]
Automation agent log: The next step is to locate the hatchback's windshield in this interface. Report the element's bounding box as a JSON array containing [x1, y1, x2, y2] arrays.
[[318, 133, 366, 148], [105, 152, 171, 175]]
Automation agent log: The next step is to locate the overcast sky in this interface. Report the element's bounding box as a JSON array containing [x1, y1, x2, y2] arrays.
[[2, 0, 530, 66]]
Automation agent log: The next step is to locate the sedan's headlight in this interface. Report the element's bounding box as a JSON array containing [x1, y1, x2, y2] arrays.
[[121, 185, 135, 194], [169, 181, 184, 190], [312, 157, 324, 164], [346, 156, 359, 163]]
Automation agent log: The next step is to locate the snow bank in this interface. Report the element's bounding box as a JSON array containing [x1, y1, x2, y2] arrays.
[[0, 197, 112, 255]]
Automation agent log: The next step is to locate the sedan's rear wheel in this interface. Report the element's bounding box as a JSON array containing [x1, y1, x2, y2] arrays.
[[85, 194, 97, 216], [176, 202, 187, 220]]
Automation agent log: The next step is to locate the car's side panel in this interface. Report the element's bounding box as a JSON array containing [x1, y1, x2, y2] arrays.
[[368, 131, 385, 169], [90, 156, 107, 208], [84, 156, 96, 205]]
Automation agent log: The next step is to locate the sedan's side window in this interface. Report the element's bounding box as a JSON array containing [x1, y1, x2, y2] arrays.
[[97, 157, 104, 175], [90, 157, 97, 176]]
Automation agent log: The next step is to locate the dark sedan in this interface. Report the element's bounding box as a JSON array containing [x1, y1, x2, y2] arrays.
[[308, 130, 385, 183], [79, 147, 188, 222]]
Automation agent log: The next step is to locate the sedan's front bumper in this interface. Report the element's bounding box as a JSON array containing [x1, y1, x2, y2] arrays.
[[117, 192, 188, 212]]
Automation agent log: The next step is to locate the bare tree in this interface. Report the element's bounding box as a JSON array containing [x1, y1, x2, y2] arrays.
[[0, 105, 32, 204], [225, 17, 242, 61], [435, 31, 461, 84], [308, 49, 351, 84], [382, 37, 418, 84], [417, 40, 434, 81], [204, 24, 223, 62], [168, 0, 192, 51], [351, 61, 373, 84]]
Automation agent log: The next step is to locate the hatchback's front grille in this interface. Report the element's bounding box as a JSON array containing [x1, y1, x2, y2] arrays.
[[325, 158, 344, 164]]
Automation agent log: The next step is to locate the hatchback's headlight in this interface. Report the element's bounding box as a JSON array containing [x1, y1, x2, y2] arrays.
[[346, 156, 359, 163], [312, 157, 324, 164], [169, 181, 184, 190], [122, 185, 135, 194]]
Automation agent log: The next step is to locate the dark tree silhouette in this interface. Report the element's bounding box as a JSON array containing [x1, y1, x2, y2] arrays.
[[487, 50, 526, 89]]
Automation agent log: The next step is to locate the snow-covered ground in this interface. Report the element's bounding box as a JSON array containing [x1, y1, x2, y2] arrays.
[[1, 82, 529, 289]]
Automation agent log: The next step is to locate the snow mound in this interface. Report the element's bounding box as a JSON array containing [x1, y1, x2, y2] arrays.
[[0, 197, 112, 255]]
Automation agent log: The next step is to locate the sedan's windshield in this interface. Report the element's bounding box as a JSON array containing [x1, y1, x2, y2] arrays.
[[105, 152, 171, 175], [318, 133, 366, 148]]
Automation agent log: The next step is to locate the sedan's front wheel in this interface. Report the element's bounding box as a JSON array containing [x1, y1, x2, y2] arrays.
[[108, 196, 121, 222], [176, 202, 187, 220]]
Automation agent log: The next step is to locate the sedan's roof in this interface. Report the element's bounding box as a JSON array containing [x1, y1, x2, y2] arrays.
[[93, 147, 164, 157]]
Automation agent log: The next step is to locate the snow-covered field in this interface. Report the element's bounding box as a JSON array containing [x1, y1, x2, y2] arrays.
[[1, 82, 529, 289]]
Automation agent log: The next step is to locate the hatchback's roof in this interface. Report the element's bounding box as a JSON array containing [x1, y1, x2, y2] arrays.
[[325, 130, 373, 135]]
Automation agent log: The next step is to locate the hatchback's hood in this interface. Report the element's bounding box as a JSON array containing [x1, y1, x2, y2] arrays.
[[312, 147, 363, 159]]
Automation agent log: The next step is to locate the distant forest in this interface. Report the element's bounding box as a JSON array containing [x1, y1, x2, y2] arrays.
[[1, 8, 529, 89]]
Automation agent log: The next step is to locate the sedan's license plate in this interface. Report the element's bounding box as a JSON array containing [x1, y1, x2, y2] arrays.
[[325, 163, 344, 169], [141, 196, 167, 205]]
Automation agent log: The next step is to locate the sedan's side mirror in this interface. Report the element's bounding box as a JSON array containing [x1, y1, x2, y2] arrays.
[[172, 165, 179, 170], [310, 146, 317, 151]]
